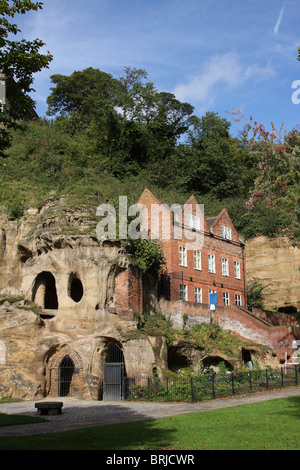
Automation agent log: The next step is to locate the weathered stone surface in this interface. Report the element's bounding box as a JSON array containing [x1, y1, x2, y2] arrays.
[[0, 204, 159, 399], [245, 236, 300, 311]]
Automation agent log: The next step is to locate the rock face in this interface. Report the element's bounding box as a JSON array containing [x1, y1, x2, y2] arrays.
[[0, 202, 161, 400], [245, 236, 300, 312]]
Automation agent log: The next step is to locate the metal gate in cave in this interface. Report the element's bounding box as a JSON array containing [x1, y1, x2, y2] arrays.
[[59, 355, 75, 397], [103, 342, 125, 401]]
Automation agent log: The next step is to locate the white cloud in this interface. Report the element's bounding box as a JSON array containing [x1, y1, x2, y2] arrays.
[[173, 52, 276, 107]]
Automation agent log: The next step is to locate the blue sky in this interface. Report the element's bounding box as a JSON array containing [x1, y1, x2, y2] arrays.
[[16, 0, 300, 136]]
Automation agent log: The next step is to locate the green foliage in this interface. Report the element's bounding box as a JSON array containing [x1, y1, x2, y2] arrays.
[[0, 1, 53, 155], [127, 238, 166, 273], [1, 64, 300, 241], [247, 279, 270, 307], [180, 323, 242, 355], [141, 311, 175, 344]]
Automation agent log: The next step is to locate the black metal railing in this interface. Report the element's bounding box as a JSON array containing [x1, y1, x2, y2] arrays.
[[124, 366, 299, 403]]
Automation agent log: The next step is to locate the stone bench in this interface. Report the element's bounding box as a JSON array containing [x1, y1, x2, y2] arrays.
[[35, 401, 63, 416]]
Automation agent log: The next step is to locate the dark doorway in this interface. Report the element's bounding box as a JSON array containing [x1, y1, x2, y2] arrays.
[[103, 342, 125, 401], [32, 271, 58, 309], [59, 355, 75, 397], [242, 348, 254, 369]]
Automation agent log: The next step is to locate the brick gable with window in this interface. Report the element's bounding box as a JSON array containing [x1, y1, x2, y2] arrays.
[[138, 189, 247, 308]]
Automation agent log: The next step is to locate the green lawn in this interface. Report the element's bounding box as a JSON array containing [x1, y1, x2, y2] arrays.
[[0, 396, 299, 450], [0, 412, 46, 427]]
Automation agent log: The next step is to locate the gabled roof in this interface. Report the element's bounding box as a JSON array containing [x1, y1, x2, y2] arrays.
[[137, 189, 243, 242], [206, 208, 228, 227]]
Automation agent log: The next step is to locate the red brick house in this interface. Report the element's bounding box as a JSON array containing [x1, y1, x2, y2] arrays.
[[138, 188, 247, 308]]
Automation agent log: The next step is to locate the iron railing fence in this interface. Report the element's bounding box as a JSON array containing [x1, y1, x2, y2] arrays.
[[125, 365, 299, 403]]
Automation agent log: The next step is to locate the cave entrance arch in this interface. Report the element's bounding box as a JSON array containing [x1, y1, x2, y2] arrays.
[[32, 271, 58, 310], [103, 341, 125, 401], [59, 355, 75, 397]]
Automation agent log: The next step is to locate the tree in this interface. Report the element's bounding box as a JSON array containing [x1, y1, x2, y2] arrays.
[[244, 120, 300, 239], [0, 0, 52, 155], [47, 67, 116, 119], [46, 66, 195, 177], [186, 112, 242, 198]]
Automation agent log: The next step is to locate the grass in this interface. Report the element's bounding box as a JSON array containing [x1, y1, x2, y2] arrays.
[[0, 413, 47, 427], [0, 396, 299, 450]]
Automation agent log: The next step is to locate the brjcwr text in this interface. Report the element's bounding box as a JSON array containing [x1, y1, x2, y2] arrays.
[[150, 455, 195, 466]]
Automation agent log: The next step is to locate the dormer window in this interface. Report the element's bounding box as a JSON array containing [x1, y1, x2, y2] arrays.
[[221, 225, 231, 240], [189, 214, 200, 230]]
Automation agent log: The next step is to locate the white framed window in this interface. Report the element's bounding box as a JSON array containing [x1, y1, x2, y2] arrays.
[[193, 250, 202, 270], [179, 245, 187, 266], [234, 261, 241, 279], [189, 214, 200, 230], [235, 294, 242, 306], [180, 284, 188, 301], [223, 292, 230, 306], [194, 287, 202, 303], [222, 257, 229, 276], [221, 225, 232, 241], [208, 253, 215, 273]]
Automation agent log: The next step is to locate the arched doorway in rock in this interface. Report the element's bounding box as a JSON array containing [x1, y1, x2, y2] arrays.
[[167, 345, 191, 373], [242, 348, 255, 369], [59, 355, 75, 397], [46, 347, 83, 398], [102, 340, 126, 401], [32, 271, 58, 310], [202, 356, 234, 373]]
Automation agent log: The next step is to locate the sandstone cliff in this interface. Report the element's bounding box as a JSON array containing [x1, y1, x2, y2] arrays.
[[0, 200, 162, 399], [245, 236, 300, 312]]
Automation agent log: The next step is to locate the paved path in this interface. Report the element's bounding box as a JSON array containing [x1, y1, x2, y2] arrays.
[[0, 386, 299, 437]]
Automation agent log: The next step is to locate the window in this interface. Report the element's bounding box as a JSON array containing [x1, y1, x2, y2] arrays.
[[221, 225, 232, 241], [193, 250, 202, 270], [180, 284, 188, 301], [234, 261, 241, 279], [208, 253, 215, 273], [223, 292, 230, 306], [194, 287, 202, 303], [189, 214, 200, 230], [179, 245, 187, 266], [235, 294, 242, 306], [221, 258, 229, 276]]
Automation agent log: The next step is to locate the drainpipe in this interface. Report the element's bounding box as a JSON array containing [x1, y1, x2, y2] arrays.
[[242, 243, 247, 307]]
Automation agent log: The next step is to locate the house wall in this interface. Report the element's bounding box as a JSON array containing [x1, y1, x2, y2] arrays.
[[138, 189, 246, 308]]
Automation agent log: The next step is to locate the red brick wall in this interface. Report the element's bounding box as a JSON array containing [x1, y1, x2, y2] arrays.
[[115, 267, 142, 321], [159, 299, 296, 359], [160, 236, 246, 307]]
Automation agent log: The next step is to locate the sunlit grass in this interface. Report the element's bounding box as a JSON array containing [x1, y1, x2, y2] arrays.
[[0, 396, 299, 450]]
